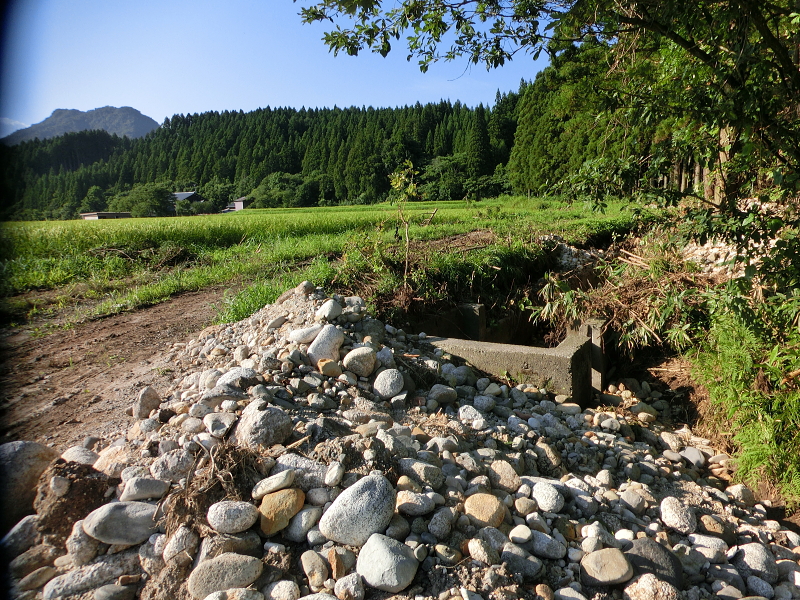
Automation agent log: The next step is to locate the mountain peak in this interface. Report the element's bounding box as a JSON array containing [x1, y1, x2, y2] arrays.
[[2, 106, 159, 145]]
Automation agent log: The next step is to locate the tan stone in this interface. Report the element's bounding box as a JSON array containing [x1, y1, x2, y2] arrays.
[[463, 493, 505, 528], [318, 359, 342, 377], [514, 497, 537, 516], [93, 445, 134, 477], [534, 583, 554, 600], [487, 460, 521, 494], [329, 547, 346, 580], [396, 475, 422, 493], [259, 488, 305, 536]]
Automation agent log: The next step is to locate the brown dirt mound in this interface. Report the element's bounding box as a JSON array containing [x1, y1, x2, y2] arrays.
[[34, 459, 117, 545]]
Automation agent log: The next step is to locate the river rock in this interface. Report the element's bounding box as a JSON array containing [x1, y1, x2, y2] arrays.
[[0, 441, 59, 532], [259, 489, 305, 536], [500, 543, 543, 581], [488, 460, 521, 494], [623, 573, 680, 600], [464, 493, 506, 528], [42, 549, 140, 600], [467, 538, 500, 565], [531, 481, 565, 513], [301, 549, 329, 587], [319, 473, 395, 546], [528, 530, 566, 559], [624, 537, 683, 589], [200, 384, 248, 408], [196, 531, 263, 563], [342, 347, 377, 377], [264, 580, 301, 600], [231, 400, 293, 449], [356, 533, 418, 593], [204, 412, 239, 438], [93, 583, 137, 600], [119, 477, 170, 502], [217, 367, 260, 389], [150, 448, 194, 482], [660, 496, 696, 534], [308, 324, 345, 365], [285, 506, 322, 543], [61, 446, 99, 466], [397, 458, 444, 488], [732, 543, 779, 584], [253, 470, 295, 499], [272, 455, 327, 491], [82, 501, 158, 545], [581, 548, 634, 586], [289, 324, 324, 344], [726, 483, 757, 506], [208, 500, 260, 534], [1, 514, 39, 557], [334, 572, 365, 600], [133, 386, 161, 419], [66, 520, 101, 566], [163, 524, 200, 563], [373, 369, 404, 399], [186, 552, 264, 599], [317, 299, 343, 321], [428, 384, 457, 405], [396, 490, 435, 516]]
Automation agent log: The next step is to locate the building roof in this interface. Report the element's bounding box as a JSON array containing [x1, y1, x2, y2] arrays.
[[79, 212, 132, 219], [173, 191, 201, 202]]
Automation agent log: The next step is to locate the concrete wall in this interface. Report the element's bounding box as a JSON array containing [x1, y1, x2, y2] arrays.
[[425, 318, 604, 406]]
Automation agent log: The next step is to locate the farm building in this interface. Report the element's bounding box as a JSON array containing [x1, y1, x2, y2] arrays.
[[222, 197, 252, 212], [173, 191, 205, 203], [80, 212, 132, 220]]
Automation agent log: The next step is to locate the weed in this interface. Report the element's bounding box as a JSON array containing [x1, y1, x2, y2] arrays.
[[693, 309, 800, 505]]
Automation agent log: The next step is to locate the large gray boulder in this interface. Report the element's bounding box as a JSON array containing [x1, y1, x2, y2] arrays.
[[318, 474, 395, 546], [0, 441, 58, 534], [230, 400, 293, 449], [82, 502, 158, 545], [187, 552, 263, 599], [356, 533, 418, 592]]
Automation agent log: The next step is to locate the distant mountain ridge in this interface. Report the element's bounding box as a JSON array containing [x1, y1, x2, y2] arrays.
[[1, 106, 159, 145]]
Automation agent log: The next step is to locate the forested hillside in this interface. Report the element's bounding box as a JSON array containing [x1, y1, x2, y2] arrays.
[[0, 93, 522, 220], [0, 40, 673, 221], [2, 28, 786, 222]]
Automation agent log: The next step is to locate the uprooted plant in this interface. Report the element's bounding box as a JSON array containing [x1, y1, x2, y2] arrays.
[[524, 230, 716, 356]]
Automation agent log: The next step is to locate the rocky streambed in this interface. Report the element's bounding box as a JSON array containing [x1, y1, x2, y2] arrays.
[[2, 281, 799, 600]]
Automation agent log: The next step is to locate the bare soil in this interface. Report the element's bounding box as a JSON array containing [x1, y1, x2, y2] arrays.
[[0, 288, 227, 450]]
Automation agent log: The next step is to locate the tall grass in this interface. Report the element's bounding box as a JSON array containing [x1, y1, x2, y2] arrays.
[[693, 301, 800, 505], [0, 197, 642, 323]]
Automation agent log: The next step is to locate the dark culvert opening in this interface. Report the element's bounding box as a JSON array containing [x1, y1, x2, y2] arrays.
[[406, 303, 564, 347]]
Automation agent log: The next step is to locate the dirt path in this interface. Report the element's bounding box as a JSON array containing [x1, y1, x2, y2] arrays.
[[0, 289, 228, 450]]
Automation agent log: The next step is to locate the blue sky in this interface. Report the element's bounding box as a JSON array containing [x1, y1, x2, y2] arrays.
[[0, 0, 548, 136]]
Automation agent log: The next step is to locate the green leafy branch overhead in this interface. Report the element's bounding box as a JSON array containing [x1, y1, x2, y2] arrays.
[[298, 0, 800, 184]]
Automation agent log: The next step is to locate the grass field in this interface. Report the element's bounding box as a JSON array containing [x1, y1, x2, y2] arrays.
[[0, 196, 648, 326]]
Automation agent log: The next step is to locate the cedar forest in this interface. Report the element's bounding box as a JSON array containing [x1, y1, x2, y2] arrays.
[[3, 41, 678, 221]]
